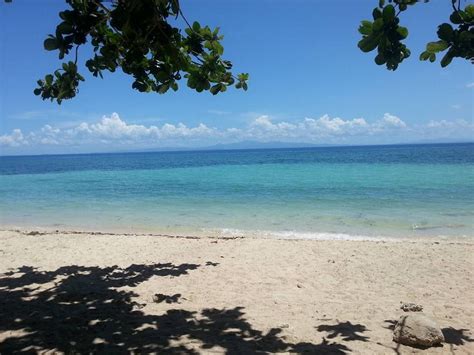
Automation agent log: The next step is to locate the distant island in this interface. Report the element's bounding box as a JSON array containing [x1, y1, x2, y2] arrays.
[[131, 140, 473, 155]]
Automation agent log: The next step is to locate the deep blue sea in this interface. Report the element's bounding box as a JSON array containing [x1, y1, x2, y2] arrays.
[[1, 143, 473, 239]]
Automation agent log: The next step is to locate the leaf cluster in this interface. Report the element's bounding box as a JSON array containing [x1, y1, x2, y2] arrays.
[[358, 0, 426, 70], [420, 1, 474, 67], [34, 0, 248, 104], [359, 0, 473, 70]]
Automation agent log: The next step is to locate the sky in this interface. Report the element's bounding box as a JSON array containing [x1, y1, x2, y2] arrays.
[[0, 0, 473, 155]]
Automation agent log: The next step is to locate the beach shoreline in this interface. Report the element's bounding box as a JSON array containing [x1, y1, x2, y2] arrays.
[[1, 224, 473, 243], [0, 228, 473, 353]]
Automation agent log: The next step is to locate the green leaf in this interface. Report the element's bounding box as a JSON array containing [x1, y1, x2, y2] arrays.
[[156, 71, 169, 82], [45, 74, 53, 85], [459, 30, 474, 43], [404, 48, 411, 59], [187, 76, 197, 89], [358, 21, 373, 36], [44, 38, 58, 51], [429, 53, 436, 63], [210, 84, 220, 95], [437, 23, 454, 42], [68, 61, 77, 72], [382, 5, 395, 23], [238, 73, 249, 81], [374, 53, 386, 65], [158, 83, 169, 94], [33, 88, 42, 96], [382, 5, 395, 22], [378, 0, 385, 8], [440, 52, 453, 67], [372, 8, 382, 20], [214, 42, 224, 55], [419, 51, 431, 61], [426, 40, 449, 53], [373, 18, 384, 32], [465, 4, 474, 20], [358, 35, 379, 52], [450, 11, 463, 24], [192, 21, 201, 32], [57, 21, 73, 34], [396, 26, 408, 39]]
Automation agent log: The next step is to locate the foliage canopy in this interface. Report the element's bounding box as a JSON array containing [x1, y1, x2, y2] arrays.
[[358, 0, 474, 70], [29, 0, 249, 104], [3, 0, 473, 103]]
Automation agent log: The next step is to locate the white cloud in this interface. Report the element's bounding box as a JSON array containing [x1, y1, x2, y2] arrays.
[[420, 119, 474, 142], [75, 113, 158, 139], [41, 125, 60, 135], [0, 129, 27, 147], [427, 119, 473, 129], [245, 114, 371, 141], [1, 112, 472, 152], [466, 82, 474, 88], [380, 113, 406, 128], [304, 115, 368, 134], [53, 113, 217, 144], [208, 109, 230, 115]]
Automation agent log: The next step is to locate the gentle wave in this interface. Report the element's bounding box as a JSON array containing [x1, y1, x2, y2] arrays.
[[210, 228, 472, 242]]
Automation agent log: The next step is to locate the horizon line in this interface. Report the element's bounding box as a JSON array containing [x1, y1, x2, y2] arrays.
[[1, 141, 473, 158]]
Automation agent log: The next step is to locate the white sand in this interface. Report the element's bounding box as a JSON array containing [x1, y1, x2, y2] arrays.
[[0, 229, 473, 354]]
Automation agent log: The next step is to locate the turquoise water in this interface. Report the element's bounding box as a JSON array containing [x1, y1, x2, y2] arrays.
[[1, 143, 473, 238]]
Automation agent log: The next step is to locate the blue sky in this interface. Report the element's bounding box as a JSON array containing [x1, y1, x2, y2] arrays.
[[0, 0, 473, 155]]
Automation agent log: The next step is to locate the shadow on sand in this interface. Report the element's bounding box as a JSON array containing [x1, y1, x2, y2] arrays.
[[316, 322, 369, 342], [0, 263, 370, 354]]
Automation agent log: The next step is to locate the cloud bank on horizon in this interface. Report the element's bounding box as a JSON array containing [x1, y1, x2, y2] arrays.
[[1, 112, 473, 154]]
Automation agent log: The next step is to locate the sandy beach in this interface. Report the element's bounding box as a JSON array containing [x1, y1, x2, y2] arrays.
[[0, 228, 473, 354]]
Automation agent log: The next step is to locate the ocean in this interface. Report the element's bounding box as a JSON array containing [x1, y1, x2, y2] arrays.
[[0, 143, 473, 239]]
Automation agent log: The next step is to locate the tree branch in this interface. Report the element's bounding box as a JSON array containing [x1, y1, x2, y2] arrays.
[[179, 9, 193, 30], [74, 45, 79, 65], [92, 0, 112, 14]]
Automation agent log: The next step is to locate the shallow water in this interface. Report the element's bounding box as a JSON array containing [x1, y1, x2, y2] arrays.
[[1, 143, 473, 238]]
